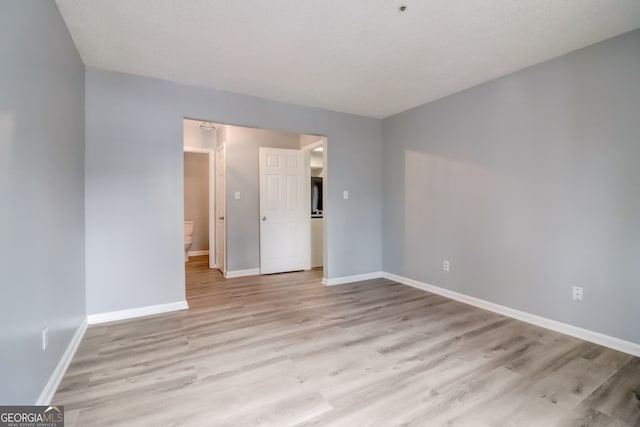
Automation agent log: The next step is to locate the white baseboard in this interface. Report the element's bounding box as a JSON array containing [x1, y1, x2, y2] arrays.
[[36, 319, 87, 405], [87, 301, 189, 325], [188, 250, 209, 256], [225, 268, 260, 279], [383, 272, 640, 357], [322, 271, 384, 286]]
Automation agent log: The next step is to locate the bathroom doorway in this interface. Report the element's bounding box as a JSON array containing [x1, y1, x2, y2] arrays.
[[183, 119, 216, 270], [183, 151, 211, 260]]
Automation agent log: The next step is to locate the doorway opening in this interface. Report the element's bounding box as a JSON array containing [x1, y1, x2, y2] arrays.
[[182, 118, 328, 284]]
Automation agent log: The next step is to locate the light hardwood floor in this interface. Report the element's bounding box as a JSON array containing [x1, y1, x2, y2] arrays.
[[54, 256, 640, 426]]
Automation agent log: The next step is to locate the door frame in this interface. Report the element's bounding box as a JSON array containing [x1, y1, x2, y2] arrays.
[[183, 146, 216, 269], [301, 137, 327, 276], [215, 140, 227, 275]]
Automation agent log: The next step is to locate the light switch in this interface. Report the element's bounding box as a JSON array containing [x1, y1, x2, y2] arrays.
[[343, 190, 349, 199], [235, 192, 240, 200]]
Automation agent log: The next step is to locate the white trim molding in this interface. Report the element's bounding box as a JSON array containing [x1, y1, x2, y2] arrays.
[[383, 272, 640, 358], [225, 268, 260, 279], [87, 301, 189, 325], [322, 271, 384, 286], [188, 250, 209, 256], [36, 319, 87, 405]]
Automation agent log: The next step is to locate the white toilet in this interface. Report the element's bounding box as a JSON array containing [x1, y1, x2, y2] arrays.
[[184, 221, 194, 262]]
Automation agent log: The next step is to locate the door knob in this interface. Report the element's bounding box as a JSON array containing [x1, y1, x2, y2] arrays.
[[219, 216, 224, 220], [262, 216, 267, 221]]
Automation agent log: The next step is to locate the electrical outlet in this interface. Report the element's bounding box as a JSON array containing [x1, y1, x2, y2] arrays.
[[343, 190, 349, 199], [443, 260, 450, 272], [234, 192, 240, 200], [42, 327, 48, 350], [572, 286, 584, 302]]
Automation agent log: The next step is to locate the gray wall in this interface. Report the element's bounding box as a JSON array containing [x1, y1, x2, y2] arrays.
[[85, 67, 382, 315], [224, 125, 301, 271], [382, 29, 640, 345], [184, 153, 209, 252], [0, 2, 86, 404]]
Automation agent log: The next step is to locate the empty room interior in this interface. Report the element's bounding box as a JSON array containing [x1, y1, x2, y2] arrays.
[[2, 1, 640, 425]]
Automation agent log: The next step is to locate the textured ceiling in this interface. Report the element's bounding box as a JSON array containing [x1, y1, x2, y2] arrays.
[[55, 0, 640, 118]]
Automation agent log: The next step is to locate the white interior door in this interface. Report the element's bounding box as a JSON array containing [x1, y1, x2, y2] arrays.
[[259, 147, 310, 274], [216, 141, 226, 274]]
